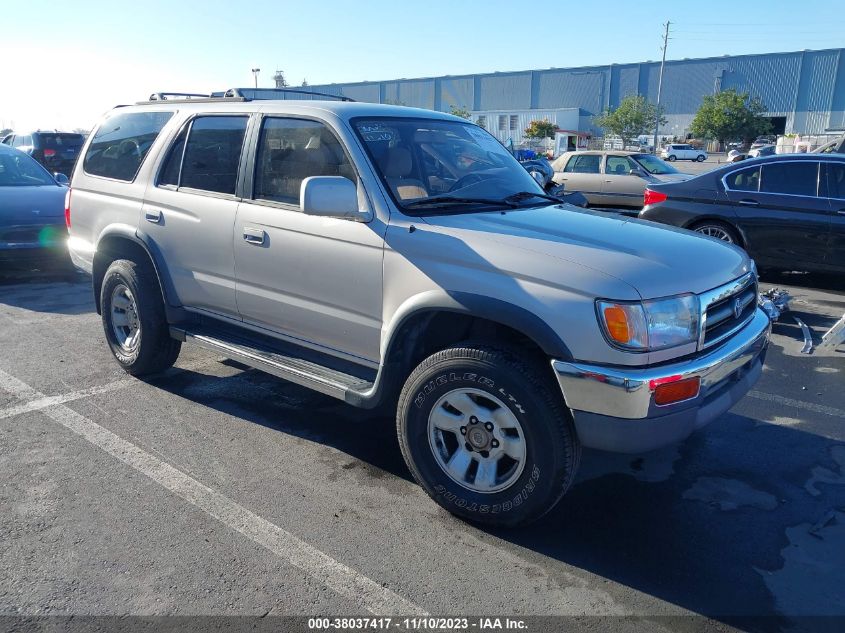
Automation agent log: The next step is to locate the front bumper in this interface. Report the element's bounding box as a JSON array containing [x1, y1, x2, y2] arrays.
[[552, 307, 771, 453]]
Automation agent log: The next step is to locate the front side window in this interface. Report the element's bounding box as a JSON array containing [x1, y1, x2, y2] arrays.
[[725, 166, 760, 192], [564, 154, 601, 174], [0, 152, 55, 187], [759, 161, 818, 197], [353, 117, 542, 213], [179, 116, 248, 195], [83, 110, 174, 181], [605, 155, 637, 175], [254, 117, 355, 205]]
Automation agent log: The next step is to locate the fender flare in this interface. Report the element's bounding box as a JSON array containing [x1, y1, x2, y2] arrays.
[[383, 290, 573, 362]]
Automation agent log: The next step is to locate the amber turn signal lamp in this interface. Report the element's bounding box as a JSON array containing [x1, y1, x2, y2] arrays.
[[603, 305, 630, 344], [650, 376, 701, 406]]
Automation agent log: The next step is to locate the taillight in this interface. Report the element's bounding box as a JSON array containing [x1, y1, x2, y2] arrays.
[[643, 188, 668, 206], [43, 148, 57, 158], [64, 188, 72, 229]]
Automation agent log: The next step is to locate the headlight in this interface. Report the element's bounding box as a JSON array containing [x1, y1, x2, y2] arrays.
[[597, 294, 700, 351]]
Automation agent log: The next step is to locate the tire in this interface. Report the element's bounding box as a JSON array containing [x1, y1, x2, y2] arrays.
[[696, 154, 706, 162], [667, 154, 676, 162], [100, 258, 181, 376], [397, 345, 581, 527], [691, 221, 741, 245]]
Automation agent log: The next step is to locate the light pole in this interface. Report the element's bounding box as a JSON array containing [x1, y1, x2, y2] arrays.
[[653, 21, 670, 154], [251, 68, 261, 89]]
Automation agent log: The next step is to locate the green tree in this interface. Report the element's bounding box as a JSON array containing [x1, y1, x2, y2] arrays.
[[0, 128, 11, 138], [523, 119, 557, 140], [475, 116, 486, 129], [594, 95, 666, 148], [449, 104, 472, 120], [689, 89, 771, 147]]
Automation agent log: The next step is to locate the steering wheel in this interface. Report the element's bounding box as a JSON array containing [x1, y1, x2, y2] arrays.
[[118, 139, 141, 158], [448, 172, 487, 192]]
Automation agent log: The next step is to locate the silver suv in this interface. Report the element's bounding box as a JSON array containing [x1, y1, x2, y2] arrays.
[[67, 96, 770, 526]]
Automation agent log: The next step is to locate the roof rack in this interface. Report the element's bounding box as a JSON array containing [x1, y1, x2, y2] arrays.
[[148, 92, 211, 101], [222, 87, 355, 102]]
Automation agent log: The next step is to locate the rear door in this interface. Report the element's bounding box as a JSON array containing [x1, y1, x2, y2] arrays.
[[723, 160, 830, 268], [141, 114, 249, 319], [555, 154, 604, 204]]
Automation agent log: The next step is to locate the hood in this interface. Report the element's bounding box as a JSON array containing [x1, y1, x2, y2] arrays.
[[0, 185, 66, 225], [421, 205, 751, 299]]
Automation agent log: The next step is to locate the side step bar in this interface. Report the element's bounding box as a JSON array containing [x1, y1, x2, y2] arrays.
[[170, 326, 380, 407]]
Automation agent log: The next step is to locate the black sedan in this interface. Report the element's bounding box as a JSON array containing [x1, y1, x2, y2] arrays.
[[0, 144, 72, 273], [639, 154, 845, 275]]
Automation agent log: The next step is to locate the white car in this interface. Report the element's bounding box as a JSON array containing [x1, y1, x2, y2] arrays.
[[660, 143, 707, 162]]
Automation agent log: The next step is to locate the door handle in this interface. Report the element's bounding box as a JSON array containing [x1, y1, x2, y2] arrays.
[[242, 228, 265, 245], [837, 209, 845, 215], [738, 199, 759, 207], [144, 209, 162, 223]]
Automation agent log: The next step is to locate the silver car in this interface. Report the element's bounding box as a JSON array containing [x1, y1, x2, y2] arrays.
[[550, 151, 692, 208]]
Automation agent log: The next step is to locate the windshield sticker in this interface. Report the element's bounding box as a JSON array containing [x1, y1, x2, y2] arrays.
[[358, 124, 397, 142], [466, 127, 506, 154]]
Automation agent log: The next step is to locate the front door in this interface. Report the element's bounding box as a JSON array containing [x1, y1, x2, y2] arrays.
[[601, 154, 647, 207], [141, 114, 250, 318], [233, 116, 385, 365], [823, 160, 845, 270], [723, 161, 830, 269]]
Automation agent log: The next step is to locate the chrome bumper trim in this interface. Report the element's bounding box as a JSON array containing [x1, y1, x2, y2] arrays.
[[552, 308, 771, 420]]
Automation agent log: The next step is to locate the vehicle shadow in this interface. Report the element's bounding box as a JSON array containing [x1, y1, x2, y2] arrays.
[[146, 361, 845, 631], [0, 269, 93, 315], [759, 270, 845, 294]]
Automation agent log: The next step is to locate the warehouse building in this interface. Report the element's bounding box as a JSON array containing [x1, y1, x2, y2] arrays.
[[296, 48, 845, 148]]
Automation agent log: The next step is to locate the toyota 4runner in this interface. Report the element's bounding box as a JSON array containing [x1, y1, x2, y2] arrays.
[[66, 95, 770, 526]]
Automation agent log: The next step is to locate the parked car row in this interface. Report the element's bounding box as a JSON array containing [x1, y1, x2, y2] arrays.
[[1, 130, 85, 175]]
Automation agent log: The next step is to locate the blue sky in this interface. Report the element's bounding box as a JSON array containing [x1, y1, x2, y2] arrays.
[[1, 0, 843, 130]]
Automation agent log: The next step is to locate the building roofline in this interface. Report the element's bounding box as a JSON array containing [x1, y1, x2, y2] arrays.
[[310, 47, 845, 89]]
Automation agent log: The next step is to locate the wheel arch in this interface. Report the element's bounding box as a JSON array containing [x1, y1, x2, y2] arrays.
[[92, 227, 177, 318]]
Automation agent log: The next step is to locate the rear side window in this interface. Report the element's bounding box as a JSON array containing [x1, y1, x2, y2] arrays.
[[760, 162, 818, 197], [725, 166, 760, 192], [84, 111, 174, 181], [563, 154, 601, 174], [823, 162, 845, 199], [254, 117, 355, 205], [179, 116, 248, 195]]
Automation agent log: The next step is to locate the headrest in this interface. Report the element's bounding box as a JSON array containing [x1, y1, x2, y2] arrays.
[[381, 147, 412, 178]]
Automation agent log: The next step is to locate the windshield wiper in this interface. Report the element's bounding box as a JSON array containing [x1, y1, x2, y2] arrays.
[[404, 196, 519, 209], [502, 191, 566, 205]]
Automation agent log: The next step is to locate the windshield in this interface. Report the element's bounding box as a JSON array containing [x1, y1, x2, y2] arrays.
[[352, 117, 543, 213], [633, 154, 678, 175], [0, 151, 56, 187]]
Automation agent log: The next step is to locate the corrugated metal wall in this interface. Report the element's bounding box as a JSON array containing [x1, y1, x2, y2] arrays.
[[307, 48, 844, 135]]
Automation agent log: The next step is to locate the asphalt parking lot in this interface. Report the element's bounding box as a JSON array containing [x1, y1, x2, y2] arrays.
[[1, 269, 844, 632]]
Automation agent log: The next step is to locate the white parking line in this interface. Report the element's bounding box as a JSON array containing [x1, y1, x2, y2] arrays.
[[0, 367, 426, 616], [748, 390, 845, 419]]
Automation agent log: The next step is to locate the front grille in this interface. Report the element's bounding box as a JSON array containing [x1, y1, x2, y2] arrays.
[[701, 274, 757, 349]]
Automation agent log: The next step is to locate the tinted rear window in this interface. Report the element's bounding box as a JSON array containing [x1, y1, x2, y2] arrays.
[[83, 111, 174, 181], [725, 166, 760, 192], [760, 162, 818, 197], [38, 133, 85, 148]]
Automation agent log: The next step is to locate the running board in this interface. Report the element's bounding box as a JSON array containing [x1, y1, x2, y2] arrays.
[[170, 326, 377, 406]]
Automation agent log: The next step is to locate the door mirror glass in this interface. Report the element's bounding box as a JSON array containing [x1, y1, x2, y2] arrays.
[[53, 172, 69, 185], [300, 176, 362, 220]]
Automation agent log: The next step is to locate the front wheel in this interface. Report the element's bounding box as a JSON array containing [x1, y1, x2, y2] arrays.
[[397, 345, 580, 527], [101, 259, 181, 376], [696, 154, 706, 162], [667, 154, 676, 162]]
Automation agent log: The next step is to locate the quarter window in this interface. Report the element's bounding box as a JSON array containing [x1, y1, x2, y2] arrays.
[[725, 166, 760, 192], [759, 162, 818, 197], [83, 111, 174, 181], [563, 154, 601, 174], [179, 116, 248, 195], [254, 118, 355, 205]]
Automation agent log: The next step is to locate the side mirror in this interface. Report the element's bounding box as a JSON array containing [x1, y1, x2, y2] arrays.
[[628, 167, 646, 177], [300, 176, 364, 221], [54, 172, 69, 185]]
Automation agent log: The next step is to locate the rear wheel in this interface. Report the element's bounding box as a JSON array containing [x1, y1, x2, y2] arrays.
[[691, 221, 741, 245], [101, 259, 181, 376], [397, 345, 580, 527]]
